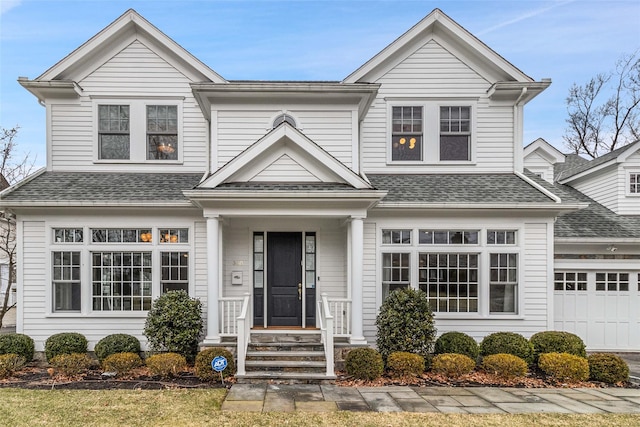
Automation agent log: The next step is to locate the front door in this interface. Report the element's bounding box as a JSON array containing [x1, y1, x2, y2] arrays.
[[267, 232, 303, 326]]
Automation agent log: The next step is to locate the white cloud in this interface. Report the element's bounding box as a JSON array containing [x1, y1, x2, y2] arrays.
[[0, 0, 22, 16], [477, 0, 576, 36]]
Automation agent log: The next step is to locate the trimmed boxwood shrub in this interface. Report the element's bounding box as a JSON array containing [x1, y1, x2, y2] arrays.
[[480, 332, 533, 365], [387, 351, 425, 377], [588, 353, 629, 384], [375, 288, 436, 362], [49, 353, 94, 377], [434, 332, 479, 360], [145, 352, 187, 378], [194, 348, 236, 381], [0, 354, 26, 379], [94, 334, 140, 362], [45, 332, 88, 362], [530, 331, 586, 362], [102, 352, 143, 376], [431, 353, 476, 378], [481, 353, 528, 379], [0, 333, 35, 362], [345, 347, 384, 380], [538, 352, 589, 382], [144, 291, 203, 362]]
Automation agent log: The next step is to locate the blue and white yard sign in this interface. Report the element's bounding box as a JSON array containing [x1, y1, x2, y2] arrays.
[[212, 356, 228, 372]]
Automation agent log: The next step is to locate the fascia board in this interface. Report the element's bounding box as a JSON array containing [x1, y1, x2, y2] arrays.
[[184, 190, 387, 200], [0, 200, 194, 208], [555, 237, 640, 244], [524, 139, 566, 163], [0, 168, 47, 200], [617, 141, 640, 162], [514, 171, 561, 203], [374, 202, 587, 211]]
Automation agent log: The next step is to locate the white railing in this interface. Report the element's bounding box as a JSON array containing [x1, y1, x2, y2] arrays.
[[219, 297, 244, 336], [318, 293, 335, 377], [235, 292, 251, 376], [327, 298, 351, 337]]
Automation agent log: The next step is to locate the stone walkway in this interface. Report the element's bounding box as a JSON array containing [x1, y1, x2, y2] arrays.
[[221, 384, 640, 413]]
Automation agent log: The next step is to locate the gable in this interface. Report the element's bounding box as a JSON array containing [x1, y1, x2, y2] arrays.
[[248, 154, 321, 183]]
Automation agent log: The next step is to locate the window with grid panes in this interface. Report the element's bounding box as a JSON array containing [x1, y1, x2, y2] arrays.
[[595, 272, 629, 291], [160, 252, 189, 293], [440, 106, 471, 161], [554, 272, 587, 291], [98, 105, 130, 160], [91, 252, 152, 311], [630, 173, 639, 193], [419, 253, 478, 313], [391, 106, 422, 161], [147, 105, 178, 160], [52, 251, 81, 312], [382, 253, 410, 300], [489, 253, 517, 313]]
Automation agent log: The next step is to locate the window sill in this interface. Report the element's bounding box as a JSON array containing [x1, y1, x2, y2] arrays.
[[93, 160, 184, 165], [386, 161, 476, 166], [47, 312, 149, 318], [433, 313, 524, 320]]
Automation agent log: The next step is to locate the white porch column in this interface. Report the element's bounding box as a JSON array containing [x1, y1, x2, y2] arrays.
[[350, 216, 366, 344], [203, 215, 221, 344]]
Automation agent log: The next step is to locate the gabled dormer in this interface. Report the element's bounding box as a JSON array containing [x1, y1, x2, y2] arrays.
[[523, 138, 567, 183], [19, 9, 223, 173], [345, 9, 550, 174]]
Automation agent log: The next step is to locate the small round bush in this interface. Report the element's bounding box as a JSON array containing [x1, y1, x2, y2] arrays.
[[0, 333, 35, 362], [345, 348, 384, 380], [194, 348, 236, 381], [434, 332, 479, 360], [387, 352, 425, 378], [45, 332, 88, 362], [145, 352, 187, 378], [588, 353, 629, 384], [102, 352, 143, 376], [538, 352, 589, 383], [481, 353, 528, 379], [0, 354, 26, 379], [144, 291, 203, 362], [376, 288, 436, 362], [530, 331, 586, 362], [431, 353, 476, 378], [94, 334, 140, 362], [49, 353, 94, 377], [480, 332, 533, 365]]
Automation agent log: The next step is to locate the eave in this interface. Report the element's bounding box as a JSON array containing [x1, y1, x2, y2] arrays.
[[555, 237, 640, 244], [373, 202, 588, 212], [0, 200, 196, 209], [487, 80, 551, 104], [17, 78, 83, 103]]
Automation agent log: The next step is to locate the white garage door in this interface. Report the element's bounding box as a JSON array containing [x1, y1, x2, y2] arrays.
[[554, 271, 640, 351]]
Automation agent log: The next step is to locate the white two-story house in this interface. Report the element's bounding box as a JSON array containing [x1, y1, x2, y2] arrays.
[[3, 8, 636, 378]]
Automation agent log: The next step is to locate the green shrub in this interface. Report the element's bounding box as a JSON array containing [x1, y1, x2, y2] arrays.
[[431, 353, 476, 378], [0, 333, 35, 362], [387, 352, 424, 377], [49, 353, 94, 377], [45, 332, 88, 362], [481, 353, 528, 379], [94, 334, 140, 362], [345, 348, 384, 380], [588, 353, 629, 384], [0, 354, 26, 379], [144, 291, 203, 362], [434, 332, 479, 360], [538, 352, 589, 382], [102, 352, 143, 376], [194, 348, 236, 381], [145, 353, 187, 378], [480, 332, 533, 365], [530, 331, 586, 362], [375, 288, 436, 362]]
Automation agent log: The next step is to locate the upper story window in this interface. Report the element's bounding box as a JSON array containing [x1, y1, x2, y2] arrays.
[[630, 173, 639, 194], [420, 230, 478, 245], [487, 230, 516, 245], [98, 105, 130, 160], [147, 105, 178, 160], [391, 106, 423, 161], [440, 106, 471, 161], [382, 229, 412, 245]]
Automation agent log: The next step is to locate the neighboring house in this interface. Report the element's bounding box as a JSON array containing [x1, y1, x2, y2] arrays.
[[524, 138, 640, 351], [0, 174, 16, 315], [3, 8, 634, 377]]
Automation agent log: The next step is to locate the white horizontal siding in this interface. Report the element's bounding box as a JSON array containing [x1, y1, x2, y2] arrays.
[[250, 154, 320, 182], [50, 40, 207, 172], [361, 39, 516, 174], [362, 221, 378, 343], [572, 168, 619, 212], [523, 151, 555, 182], [619, 152, 640, 215]]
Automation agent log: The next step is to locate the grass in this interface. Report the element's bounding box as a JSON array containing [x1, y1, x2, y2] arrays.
[[0, 389, 638, 426]]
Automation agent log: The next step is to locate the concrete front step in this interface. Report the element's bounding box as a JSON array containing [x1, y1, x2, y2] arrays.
[[248, 343, 324, 352], [246, 350, 326, 361], [250, 332, 322, 344], [236, 371, 336, 384]]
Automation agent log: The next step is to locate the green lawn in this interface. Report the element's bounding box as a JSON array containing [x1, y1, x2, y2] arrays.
[[0, 389, 638, 426]]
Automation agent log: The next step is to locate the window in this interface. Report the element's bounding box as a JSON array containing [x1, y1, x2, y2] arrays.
[[98, 105, 130, 160], [554, 272, 587, 291], [253, 233, 264, 290], [382, 229, 412, 245], [147, 105, 178, 160], [440, 106, 470, 160], [487, 230, 516, 245], [92, 228, 152, 243], [273, 113, 296, 128], [391, 106, 422, 161], [159, 229, 188, 244], [382, 253, 410, 300], [305, 233, 316, 289], [160, 252, 189, 293], [419, 230, 478, 245], [630, 173, 639, 194], [489, 253, 517, 313], [92, 252, 152, 311], [53, 228, 83, 243], [419, 253, 478, 313], [596, 272, 629, 291], [52, 251, 81, 312]]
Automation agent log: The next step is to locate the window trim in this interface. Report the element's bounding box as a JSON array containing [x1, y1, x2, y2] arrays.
[[628, 171, 640, 196]]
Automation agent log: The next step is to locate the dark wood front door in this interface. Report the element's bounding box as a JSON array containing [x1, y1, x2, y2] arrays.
[[267, 232, 302, 326]]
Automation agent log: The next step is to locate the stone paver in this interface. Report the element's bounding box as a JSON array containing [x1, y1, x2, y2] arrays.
[[420, 395, 463, 407], [360, 392, 403, 412], [221, 400, 263, 412], [464, 406, 506, 414], [394, 398, 438, 413], [436, 406, 468, 413], [538, 393, 605, 413], [263, 393, 295, 412], [453, 395, 492, 407], [321, 385, 365, 402], [295, 401, 338, 412], [586, 400, 640, 413], [336, 401, 371, 411], [225, 384, 266, 401], [496, 402, 574, 414], [469, 387, 525, 403]]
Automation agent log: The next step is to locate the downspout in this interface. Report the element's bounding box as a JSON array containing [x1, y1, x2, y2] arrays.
[[513, 87, 527, 173]]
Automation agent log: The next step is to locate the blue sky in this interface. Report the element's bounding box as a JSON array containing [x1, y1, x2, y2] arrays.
[[1, 0, 639, 167]]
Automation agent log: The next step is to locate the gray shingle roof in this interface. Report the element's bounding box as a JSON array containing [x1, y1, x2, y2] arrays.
[[0, 172, 203, 203], [558, 141, 640, 180], [211, 182, 360, 191], [368, 174, 556, 204]]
